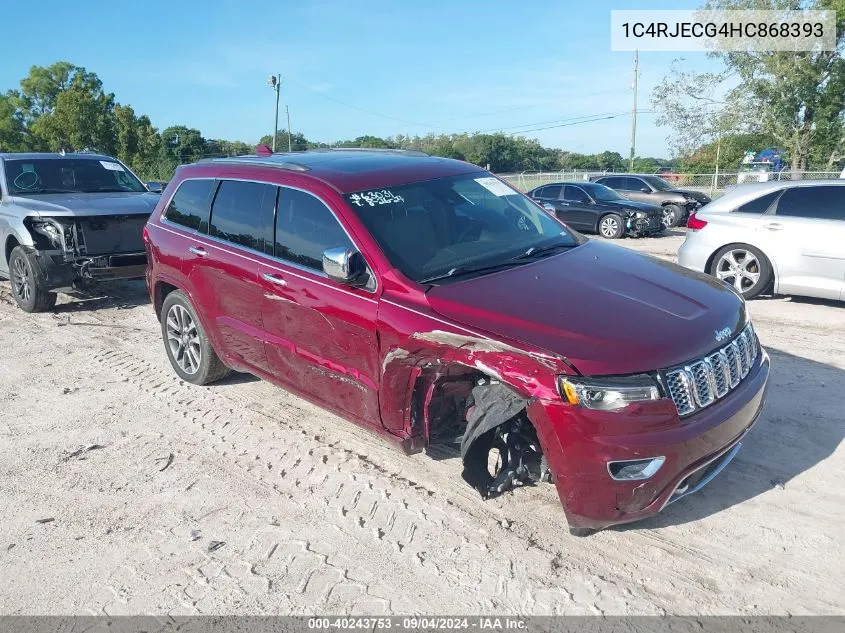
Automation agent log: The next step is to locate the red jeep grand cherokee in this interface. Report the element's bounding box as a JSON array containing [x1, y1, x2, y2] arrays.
[[143, 149, 769, 534]]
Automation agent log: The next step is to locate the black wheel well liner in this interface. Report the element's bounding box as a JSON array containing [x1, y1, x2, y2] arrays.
[[153, 281, 179, 321]]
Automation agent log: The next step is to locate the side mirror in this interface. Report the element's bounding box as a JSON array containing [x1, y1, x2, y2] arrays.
[[147, 181, 164, 193], [542, 203, 556, 211], [640, 187, 650, 193], [323, 247, 367, 285]]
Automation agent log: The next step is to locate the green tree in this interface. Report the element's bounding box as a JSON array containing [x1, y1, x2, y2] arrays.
[[0, 92, 27, 152], [680, 132, 779, 172], [258, 131, 311, 152]]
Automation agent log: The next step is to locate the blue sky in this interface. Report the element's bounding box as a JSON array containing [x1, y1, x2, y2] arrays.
[[0, 0, 720, 158]]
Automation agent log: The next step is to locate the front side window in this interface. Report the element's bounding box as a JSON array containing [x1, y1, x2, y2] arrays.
[[344, 174, 581, 283], [4, 158, 147, 195], [563, 185, 589, 203], [208, 180, 276, 254], [275, 187, 354, 270], [623, 177, 648, 191], [774, 186, 844, 221], [638, 176, 672, 191], [163, 179, 215, 232]]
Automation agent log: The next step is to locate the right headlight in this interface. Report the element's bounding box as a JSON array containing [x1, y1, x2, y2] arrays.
[[559, 375, 661, 411]]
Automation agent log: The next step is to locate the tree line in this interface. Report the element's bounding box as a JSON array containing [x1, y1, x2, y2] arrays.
[[0, 62, 676, 180]]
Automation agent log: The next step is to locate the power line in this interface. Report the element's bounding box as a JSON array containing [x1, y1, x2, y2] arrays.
[[507, 110, 654, 135]]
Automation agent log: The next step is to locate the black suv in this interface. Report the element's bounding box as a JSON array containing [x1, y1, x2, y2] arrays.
[[528, 182, 663, 239], [589, 174, 710, 229]]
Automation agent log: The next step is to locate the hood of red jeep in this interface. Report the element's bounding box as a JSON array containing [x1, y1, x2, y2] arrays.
[[426, 240, 746, 376]]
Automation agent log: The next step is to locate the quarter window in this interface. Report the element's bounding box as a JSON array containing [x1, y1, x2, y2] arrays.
[[163, 179, 215, 232], [208, 180, 276, 254], [735, 190, 781, 214], [275, 188, 354, 270], [774, 186, 844, 221]]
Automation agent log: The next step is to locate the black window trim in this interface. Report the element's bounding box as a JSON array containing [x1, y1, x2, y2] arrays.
[[160, 176, 377, 293]]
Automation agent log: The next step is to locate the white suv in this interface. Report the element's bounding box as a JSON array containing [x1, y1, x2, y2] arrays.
[[678, 180, 845, 301]]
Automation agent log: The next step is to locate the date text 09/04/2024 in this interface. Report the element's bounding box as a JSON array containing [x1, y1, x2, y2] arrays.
[[307, 617, 527, 630]]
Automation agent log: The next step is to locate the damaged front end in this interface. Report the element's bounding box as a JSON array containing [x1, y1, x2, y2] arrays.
[[25, 215, 149, 288], [625, 212, 663, 238], [432, 376, 552, 499]]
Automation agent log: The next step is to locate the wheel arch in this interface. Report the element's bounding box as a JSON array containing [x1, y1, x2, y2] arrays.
[[706, 242, 777, 292]]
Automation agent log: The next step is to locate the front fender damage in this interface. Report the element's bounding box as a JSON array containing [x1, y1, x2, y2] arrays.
[[384, 329, 566, 500]]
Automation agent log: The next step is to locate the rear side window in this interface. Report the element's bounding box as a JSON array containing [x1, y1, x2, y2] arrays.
[[537, 185, 562, 200], [774, 186, 844, 220], [600, 177, 625, 190], [209, 180, 277, 254], [734, 190, 781, 214], [163, 179, 215, 232], [275, 188, 354, 270]]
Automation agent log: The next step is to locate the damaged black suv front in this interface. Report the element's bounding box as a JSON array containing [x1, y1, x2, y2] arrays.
[[0, 153, 160, 312]]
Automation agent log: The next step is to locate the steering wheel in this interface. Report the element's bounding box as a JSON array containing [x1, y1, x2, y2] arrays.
[[455, 221, 482, 243]]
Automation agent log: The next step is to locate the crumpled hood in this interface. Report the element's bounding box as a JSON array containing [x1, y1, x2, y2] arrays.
[[9, 191, 159, 217], [668, 188, 710, 203], [426, 240, 746, 376]]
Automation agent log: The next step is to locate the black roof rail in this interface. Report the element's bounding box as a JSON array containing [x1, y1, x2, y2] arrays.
[[306, 147, 429, 157], [194, 156, 311, 172]]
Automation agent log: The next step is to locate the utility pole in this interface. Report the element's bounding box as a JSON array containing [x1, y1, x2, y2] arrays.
[[629, 50, 638, 171], [286, 105, 292, 152], [268, 74, 281, 152]]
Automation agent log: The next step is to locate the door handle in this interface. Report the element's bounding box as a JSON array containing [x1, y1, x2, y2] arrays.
[[560, 202, 570, 206], [188, 246, 208, 257], [764, 223, 784, 231], [262, 273, 287, 287]]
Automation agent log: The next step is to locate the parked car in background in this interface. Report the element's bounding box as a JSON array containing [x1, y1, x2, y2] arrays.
[[655, 166, 681, 183], [590, 174, 711, 229], [0, 153, 160, 312], [679, 180, 845, 301], [144, 148, 769, 534], [528, 181, 664, 238]]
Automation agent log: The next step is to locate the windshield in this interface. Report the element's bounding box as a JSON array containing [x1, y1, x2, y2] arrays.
[[740, 162, 774, 172], [580, 182, 624, 202], [4, 158, 147, 195], [344, 174, 582, 283], [639, 175, 672, 191]]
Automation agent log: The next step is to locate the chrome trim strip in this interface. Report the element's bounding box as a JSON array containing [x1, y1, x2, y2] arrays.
[[663, 441, 743, 509]]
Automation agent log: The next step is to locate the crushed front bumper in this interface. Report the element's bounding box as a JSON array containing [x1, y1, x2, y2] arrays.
[[528, 350, 770, 530], [626, 214, 664, 237]]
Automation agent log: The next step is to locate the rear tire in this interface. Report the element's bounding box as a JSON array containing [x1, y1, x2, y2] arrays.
[[709, 244, 773, 299], [662, 204, 682, 229], [598, 214, 624, 239], [161, 290, 230, 385], [569, 527, 595, 537], [8, 246, 57, 313]]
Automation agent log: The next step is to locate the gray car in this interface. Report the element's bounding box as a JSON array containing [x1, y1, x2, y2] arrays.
[[678, 180, 845, 301], [0, 153, 161, 312], [589, 174, 711, 229]]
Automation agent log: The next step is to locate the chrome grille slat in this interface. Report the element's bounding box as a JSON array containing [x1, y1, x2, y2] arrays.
[[662, 324, 758, 417]]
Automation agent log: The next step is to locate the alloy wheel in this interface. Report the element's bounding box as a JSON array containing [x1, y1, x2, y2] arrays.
[[165, 304, 202, 375], [662, 207, 675, 229], [12, 256, 31, 304], [716, 249, 760, 294], [600, 217, 619, 238]]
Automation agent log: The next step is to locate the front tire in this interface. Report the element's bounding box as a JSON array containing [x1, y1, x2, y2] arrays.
[[598, 214, 624, 239], [662, 204, 682, 229], [9, 246, 57, 313], [161, 290, 230, 385], [709, 244, 772, 299]]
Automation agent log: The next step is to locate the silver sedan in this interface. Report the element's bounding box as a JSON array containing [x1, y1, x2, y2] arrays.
[[678, 180, 845, 301]]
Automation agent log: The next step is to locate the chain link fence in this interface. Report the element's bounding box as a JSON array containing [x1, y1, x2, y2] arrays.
[[496, 170, 843, 196]]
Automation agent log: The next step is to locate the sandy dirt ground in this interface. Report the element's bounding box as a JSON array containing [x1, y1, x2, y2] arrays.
[[0, 231, 842, 615]]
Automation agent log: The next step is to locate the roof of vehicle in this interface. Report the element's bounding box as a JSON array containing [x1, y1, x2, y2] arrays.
[[701, 179, 845, 212], [528, 181, 607, 190], [190, 148, 484, 194], [0, 152, 118, 161], [591, 173, 662, 178]]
